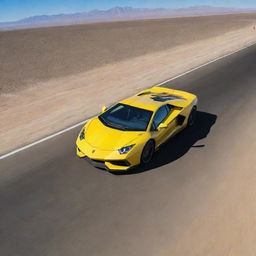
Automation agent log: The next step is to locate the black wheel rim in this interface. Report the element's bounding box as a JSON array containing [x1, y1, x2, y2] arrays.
[[142, 142, 154, 163]]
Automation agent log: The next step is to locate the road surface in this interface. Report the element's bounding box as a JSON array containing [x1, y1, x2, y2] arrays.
[[1, 45, 256, 256]]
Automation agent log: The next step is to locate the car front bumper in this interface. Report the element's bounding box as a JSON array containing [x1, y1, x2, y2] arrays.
[[76, 140, 141, 171], [82, 155, 132, 171]]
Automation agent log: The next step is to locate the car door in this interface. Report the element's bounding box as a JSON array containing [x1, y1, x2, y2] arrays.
[[150, 105, 175, 147]]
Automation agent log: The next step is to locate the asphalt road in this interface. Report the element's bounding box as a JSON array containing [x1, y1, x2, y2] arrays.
[[1, 44, 256, 256]]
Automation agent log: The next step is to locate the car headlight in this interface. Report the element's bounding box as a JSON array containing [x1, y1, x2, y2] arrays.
[[79, 128, 85, 140], [118, 144, 135, 154]]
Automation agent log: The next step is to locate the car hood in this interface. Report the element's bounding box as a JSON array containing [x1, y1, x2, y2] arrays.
[[84, 117, 144, 151]]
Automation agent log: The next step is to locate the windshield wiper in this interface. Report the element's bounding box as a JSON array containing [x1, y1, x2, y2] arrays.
[[109, 122, 129, 131], [99, 116, 128, 131]]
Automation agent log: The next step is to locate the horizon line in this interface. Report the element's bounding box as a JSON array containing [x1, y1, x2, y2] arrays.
[[1, 5, 256, 23]]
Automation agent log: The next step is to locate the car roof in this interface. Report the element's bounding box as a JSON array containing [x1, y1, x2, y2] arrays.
[[119, 87, 192, 111]]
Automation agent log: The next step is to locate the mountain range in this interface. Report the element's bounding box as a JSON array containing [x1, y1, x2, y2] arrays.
[[1, 6, 256, 31]]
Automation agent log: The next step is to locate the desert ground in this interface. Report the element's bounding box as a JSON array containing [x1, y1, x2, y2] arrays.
[[1, 13, 256, 94], [0, 13, 256, 153]]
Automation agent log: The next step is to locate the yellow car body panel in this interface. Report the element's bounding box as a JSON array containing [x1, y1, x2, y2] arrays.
[[76, 86, 198, 171]]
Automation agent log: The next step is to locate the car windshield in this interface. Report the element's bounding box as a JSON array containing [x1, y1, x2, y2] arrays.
[[99, 103, 153, 131]]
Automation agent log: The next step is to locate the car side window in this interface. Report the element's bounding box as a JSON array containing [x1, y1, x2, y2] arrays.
[[151, 105, 170, 131]]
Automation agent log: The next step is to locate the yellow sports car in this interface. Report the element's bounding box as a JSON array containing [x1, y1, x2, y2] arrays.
[[76, 86, 198, 172]]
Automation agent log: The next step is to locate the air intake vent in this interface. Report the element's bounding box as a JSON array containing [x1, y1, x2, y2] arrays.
[[151, 95, 185, 102], [137, 91, 151, 96]]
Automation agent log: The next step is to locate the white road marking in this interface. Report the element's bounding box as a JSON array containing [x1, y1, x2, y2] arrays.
[[155, 41, 256, 86], [0, 120, 88, 160], [1, 41, 256, 160]]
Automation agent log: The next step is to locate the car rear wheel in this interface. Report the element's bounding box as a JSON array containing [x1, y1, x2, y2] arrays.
[[141, 140, 155, 164], [187, 106, 197, 127]]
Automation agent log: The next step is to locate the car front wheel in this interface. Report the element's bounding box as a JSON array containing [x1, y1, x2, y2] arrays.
[[141, 140, 155, 164]]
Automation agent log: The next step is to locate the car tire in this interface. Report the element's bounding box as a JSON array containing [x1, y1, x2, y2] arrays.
[[141, 140, 155, 164], [187, 106, 197, 127]]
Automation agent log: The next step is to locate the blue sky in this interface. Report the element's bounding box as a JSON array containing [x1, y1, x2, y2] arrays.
[[0, 0, 255, 22]]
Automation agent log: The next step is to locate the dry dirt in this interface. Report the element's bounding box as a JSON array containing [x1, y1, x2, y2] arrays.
[[1, 13, 256, 154], [1, 13, 256, 94]]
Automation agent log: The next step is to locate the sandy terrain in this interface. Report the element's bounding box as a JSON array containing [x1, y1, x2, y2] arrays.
[[1, 13, 256, 154], [1, 13, 256, 94]]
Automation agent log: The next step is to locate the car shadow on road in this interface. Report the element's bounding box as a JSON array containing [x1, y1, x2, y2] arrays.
[[116, 111, 217, 175]]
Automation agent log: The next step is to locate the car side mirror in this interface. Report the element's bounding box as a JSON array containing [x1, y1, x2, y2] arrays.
[[157, 123, 168, 131], [102, 106, 108, 113]]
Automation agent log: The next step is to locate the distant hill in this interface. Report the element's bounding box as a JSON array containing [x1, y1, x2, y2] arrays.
[[1, 6, 256, 31]]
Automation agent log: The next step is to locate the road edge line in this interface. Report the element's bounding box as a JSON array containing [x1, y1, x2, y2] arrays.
[[1, 41, 256, 160]]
